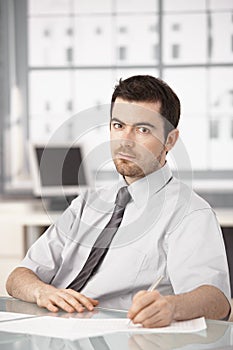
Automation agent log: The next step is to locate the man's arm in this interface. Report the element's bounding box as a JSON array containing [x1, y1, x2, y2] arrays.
[[6, 267, 98, 313], [128, 285, 231, 328]]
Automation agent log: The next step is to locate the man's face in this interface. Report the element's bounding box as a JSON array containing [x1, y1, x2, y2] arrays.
[[110, 98, 168, 184]]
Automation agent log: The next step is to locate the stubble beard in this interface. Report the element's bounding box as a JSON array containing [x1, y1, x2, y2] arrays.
[[113, 158, 145, 178], [113, 154, 163, 179], [112, 144, 165, 179]]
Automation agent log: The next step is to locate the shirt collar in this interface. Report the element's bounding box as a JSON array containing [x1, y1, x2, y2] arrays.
[[126, 162, 173, 208]]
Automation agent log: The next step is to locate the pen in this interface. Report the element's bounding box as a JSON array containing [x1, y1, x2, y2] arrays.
[[128, 275, 164, 326], [147, 275, 164, 292]]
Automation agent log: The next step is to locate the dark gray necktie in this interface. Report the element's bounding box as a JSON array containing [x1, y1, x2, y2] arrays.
[[67, 186, 131, 292]]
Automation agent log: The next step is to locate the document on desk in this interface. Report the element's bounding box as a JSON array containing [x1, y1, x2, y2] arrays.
[[0, 316, 206, 340]]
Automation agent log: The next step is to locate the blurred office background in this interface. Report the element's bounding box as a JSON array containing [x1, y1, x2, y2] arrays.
[[0, 0, 233, 295]]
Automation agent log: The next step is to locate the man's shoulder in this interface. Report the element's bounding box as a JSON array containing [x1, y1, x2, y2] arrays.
[[165, 177, 215, 233], [170, 176, 212, 213]]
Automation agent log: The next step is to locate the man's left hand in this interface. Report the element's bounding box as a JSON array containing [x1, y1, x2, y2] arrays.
[[127, 290, 175, 328]]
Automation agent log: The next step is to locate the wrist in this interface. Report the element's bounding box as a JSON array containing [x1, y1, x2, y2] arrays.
[[33, 282, 56, 303], [165, 295, 177, 321]]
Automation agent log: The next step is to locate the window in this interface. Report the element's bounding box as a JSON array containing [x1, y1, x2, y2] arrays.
[[172, 23, 180, 31], [1, 0, 233, 194], [119, 26, 127, 33], [209, 120, 219, 139], [171, 44, 180, 59], [153, 44, 159, 60], [118, 46, 127, 60]]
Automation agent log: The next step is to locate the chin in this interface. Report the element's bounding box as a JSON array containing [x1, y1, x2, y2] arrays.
[[114, 160, 144, 178]]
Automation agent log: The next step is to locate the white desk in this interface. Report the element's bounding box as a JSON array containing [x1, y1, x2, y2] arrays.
[[1, 297, 233, 350]]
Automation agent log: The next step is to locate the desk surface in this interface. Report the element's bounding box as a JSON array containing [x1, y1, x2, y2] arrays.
[[0, 297, 233, 350]]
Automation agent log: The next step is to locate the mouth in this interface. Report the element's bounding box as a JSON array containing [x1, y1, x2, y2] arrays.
[[115, 152, 136, 161]]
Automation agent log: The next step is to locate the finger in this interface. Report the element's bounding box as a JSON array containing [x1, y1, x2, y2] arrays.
[[40, 296, 73, 313], [50, 294, 81, 313], [132, 302, 160, 325], [37, 289, 83, 313], [127, 291, 147, 318], [77, 295, 95, 311], [58, 292, 86, 312], [87, 297, 99, 305], [135, 302, 173, 328], [141, 313, 168, 328], [63, 290, 96, 311], [132, 296, 174, 328], [146, 311, 173, 328], [142, 297, 174, 328], [65, 289, 99, 311], [36, 295, 60, 313], [132, 290, 147, 302], [134, 309, 161, 328], [128, 291, 160, 319], [44, 301, 59, 313], [65, 288, 98, 304]]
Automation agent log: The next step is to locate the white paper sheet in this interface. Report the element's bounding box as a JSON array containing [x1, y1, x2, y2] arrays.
[[0, 312, 34, 322], [0, 316, 206, 340]]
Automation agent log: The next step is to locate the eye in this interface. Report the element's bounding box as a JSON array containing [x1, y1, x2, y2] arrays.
[[112, 122, 123, 129], [137, 126, 150, 134]]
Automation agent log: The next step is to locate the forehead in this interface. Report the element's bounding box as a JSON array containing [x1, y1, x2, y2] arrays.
[[112, 97, 163, 127]]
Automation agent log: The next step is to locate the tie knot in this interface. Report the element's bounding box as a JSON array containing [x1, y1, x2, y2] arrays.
[[115, 186, 131, 208]]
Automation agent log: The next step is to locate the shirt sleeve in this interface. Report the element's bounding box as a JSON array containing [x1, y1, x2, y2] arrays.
[[167, 208, 231, 300], [18, 199, 80, 284]]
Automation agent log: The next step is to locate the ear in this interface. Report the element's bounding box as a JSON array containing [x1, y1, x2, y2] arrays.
[[165, 129, 179, 152]]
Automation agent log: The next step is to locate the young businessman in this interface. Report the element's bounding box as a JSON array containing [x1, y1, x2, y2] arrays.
[[6, 75, 231, 327]]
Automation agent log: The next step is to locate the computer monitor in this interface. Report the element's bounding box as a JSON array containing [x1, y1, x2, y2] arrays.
[[29, 143, 89, 198]]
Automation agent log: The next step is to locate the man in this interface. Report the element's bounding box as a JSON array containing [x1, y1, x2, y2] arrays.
[[6, 75, 231, 327]]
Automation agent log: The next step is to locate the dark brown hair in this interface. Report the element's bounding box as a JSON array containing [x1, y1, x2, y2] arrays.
[[111, 75, 180, 136]]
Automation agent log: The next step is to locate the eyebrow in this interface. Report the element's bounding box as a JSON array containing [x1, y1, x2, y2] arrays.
[[111, 117, 156, 129]]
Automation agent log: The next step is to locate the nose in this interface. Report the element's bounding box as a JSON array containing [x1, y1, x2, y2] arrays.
[[120, 127, 135, 147]]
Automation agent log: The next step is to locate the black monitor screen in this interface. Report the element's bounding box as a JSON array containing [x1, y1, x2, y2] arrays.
[[35, 146, 87, 187]]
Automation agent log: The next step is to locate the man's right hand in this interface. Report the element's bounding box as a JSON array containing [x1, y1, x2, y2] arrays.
[[34, 285, 99, 313], [6, 267, 99, 313]]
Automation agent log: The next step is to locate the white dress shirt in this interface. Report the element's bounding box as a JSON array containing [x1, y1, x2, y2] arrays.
[[19, 163, 231, 309]]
